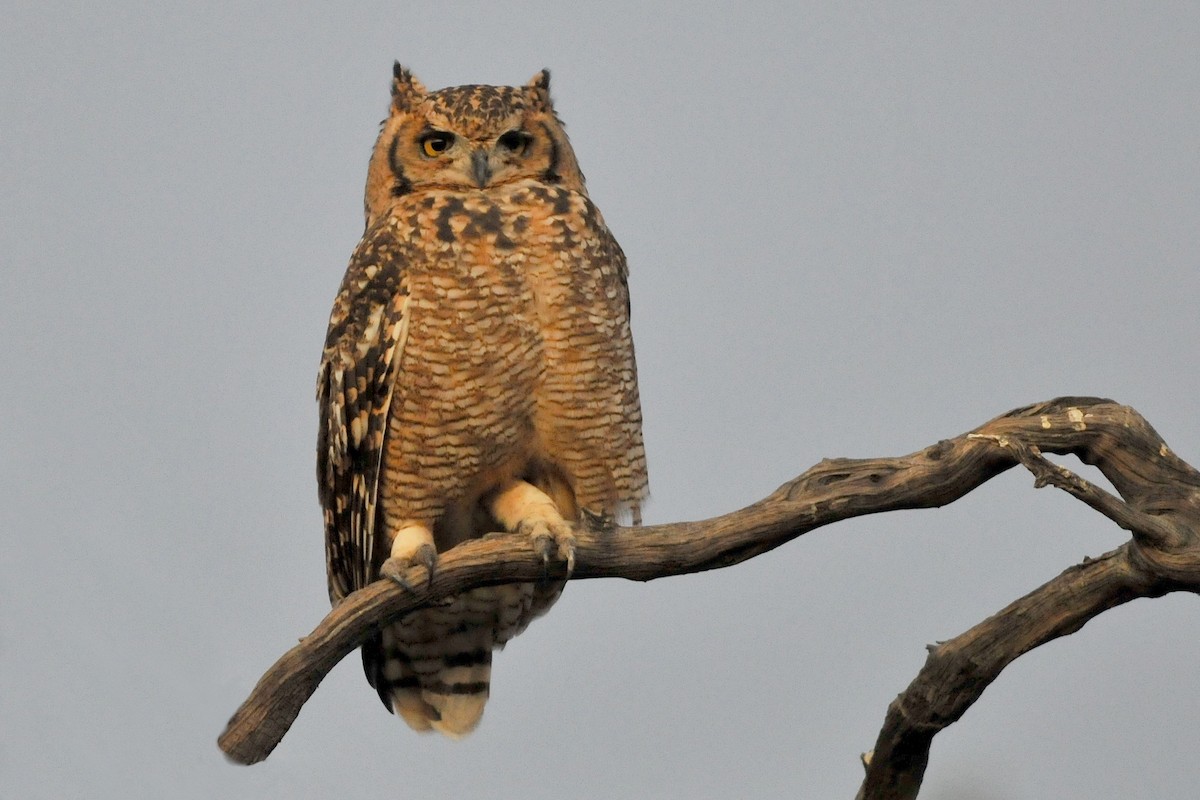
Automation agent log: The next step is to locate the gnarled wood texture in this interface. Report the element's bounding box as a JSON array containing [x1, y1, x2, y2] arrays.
[[218, 397, 1200, 799]]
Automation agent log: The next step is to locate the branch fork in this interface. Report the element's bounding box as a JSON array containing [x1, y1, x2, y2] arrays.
[[218, 397, 1200, 800]]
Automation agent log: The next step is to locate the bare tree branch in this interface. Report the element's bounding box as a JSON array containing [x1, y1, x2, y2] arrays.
[[855, 543, 1160, 800], [970, 432, 1179, 547], [218, 397, 1200, 800], [856, 398, 1200, 799]]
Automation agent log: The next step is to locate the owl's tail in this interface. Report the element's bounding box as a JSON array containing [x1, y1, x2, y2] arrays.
[[366, 580, 544, 737], [361, 575, 560, 737], [375, 618, 493, 737]]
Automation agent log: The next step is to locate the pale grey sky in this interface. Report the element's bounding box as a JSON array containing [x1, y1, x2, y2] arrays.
[[3, 3, 1198, 798]]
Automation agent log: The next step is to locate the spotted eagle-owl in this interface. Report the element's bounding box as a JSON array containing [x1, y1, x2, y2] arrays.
[[316, 64, 648, 737]]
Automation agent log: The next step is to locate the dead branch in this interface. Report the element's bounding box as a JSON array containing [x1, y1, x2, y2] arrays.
[[855, 398, 1200, 799], [218, 397, 1200, 799]]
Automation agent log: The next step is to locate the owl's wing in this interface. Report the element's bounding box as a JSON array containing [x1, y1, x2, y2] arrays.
[[596, 222, 647, 525], [317, 225, 411, 603]]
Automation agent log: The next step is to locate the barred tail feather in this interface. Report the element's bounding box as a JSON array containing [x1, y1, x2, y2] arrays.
[[385, 649, 492, 736], [368, 583, 556, 737], [386, 659, 491, 736], [390, 676, 437, 732], [423, 648, 493, 737], [377, 605, 497, 736]]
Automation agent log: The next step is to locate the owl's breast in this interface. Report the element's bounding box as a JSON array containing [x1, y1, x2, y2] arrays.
[[408, 192, 548, 373], [487, 183, 646, 514], [384, 184, 645, 518], [395, 183, 609, 363]]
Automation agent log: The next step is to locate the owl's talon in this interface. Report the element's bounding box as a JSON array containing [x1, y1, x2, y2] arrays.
[[381, 543, 437, 592], [520, 520, 577, 578], [562, 538, 577, 576], [531, 533, 555, 565]]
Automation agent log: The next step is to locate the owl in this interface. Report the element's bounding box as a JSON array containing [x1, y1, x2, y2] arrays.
[[316, 63, 648, 737]]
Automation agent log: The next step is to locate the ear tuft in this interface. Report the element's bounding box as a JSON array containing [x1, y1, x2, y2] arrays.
[[527, 68, 551, 92], [526, 69, 552, 111], [391, 62, 426, 111]]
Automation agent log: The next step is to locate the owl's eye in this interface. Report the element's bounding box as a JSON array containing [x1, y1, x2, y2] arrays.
[[497, 130, 531, 154], [420, 132, 454, 157]]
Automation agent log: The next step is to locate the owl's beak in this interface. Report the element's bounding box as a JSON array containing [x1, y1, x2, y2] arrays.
[[469, 149, 492, 188]]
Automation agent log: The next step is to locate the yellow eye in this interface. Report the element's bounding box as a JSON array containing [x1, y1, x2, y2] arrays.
[[420, 133, 453, 157]]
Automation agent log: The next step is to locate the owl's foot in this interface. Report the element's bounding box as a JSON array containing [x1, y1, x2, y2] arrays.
[[381, 523, 437, 592], [488, 480, 577, 577], [519, 517, 577, 577]]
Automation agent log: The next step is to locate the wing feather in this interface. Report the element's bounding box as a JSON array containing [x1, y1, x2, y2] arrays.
[[317, 224, 410, 603]]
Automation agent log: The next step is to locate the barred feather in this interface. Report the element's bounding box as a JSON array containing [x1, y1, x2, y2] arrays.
[[316, 66, 647, 737]]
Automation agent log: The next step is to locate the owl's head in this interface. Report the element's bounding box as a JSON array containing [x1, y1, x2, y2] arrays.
[[364, 63, 586, 227]]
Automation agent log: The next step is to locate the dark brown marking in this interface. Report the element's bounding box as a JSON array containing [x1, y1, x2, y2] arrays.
[[426, 680, 490, 695], [434, 196, 466, 243], [387, 136, 413, 197], [551, 187, 571, 215], [443, 649, 491, 668], [462, 206, 515, 249], [426, 85, 528, 138], [539, 121, 561, 183]]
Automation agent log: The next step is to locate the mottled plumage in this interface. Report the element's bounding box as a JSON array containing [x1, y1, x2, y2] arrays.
[[317, 64, 647, 736]]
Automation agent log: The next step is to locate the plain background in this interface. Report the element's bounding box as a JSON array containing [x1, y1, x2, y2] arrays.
[[3, 3, 1198, 798]]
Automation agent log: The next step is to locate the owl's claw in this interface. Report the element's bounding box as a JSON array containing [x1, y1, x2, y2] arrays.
[[381, 543, 437, 593], [520, 519, 577, 578]]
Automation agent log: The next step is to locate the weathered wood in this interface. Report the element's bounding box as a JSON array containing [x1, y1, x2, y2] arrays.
[[855, 544, 1161, 800], [854, 398, 1200, 799], [217, 397, 1200, 800]]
